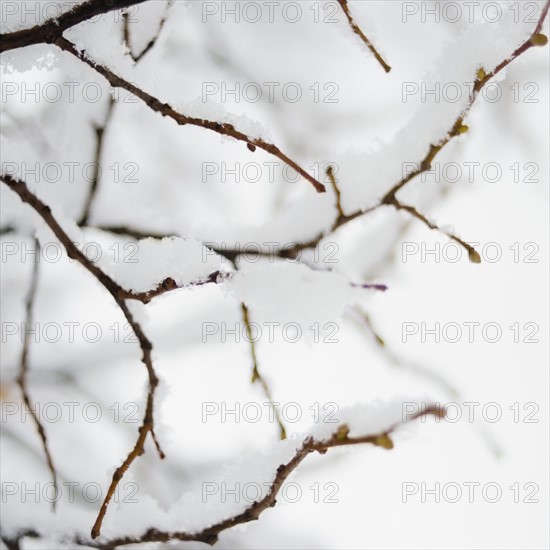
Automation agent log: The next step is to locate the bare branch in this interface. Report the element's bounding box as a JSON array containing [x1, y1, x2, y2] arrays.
[[247, 8, 550, 259], [351, 307, 504, 458], [123, 1, 173, 63], [241, 303, 286, 440], [15, 239, 58, 510], [2, 176, 221, 301], [327, 165, 344, 219], [336, 0, 391, 73], [351, 307, 461, 400]]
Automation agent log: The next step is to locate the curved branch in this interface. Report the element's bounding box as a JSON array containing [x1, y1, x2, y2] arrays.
[[53, 37, 326, 193], [65, 405, 442, 548]]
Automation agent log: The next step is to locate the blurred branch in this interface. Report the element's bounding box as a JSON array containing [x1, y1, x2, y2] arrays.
[[80, 4, 171, 227], [53, 37, 326, 193], [0, 529, 39, 550], [351, 307, 461, 399], [15, 239, 58, 510], [0, 225, 16, 235], [336, 0, 391, 72], [240, 303, 286, 440], [78, 97, 115, 227], [351, 307, 504, 458], [123, 1, 172, 62]]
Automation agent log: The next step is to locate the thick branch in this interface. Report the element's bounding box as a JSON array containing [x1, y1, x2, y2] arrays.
[[0, 0, 147, 53]]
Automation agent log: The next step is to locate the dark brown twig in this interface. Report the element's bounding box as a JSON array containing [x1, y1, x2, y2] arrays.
[[78, 97, 115, 227], [123, 1, 173, 62], [0, 0, 147, 53]]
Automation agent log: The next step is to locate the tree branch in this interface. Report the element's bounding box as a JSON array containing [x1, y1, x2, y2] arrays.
[[0, 0, 148, 53], [16, 239, 59, 510], [78, 97, 115, 227], [385, 196, 481, 263], [241, 303, 286, 440], [337, 0, 391, 73], [123, 0, 172, 63]]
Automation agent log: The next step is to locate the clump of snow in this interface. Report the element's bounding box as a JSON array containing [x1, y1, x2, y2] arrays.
[[98, 237, 222, 293], [105, 397, 432, 535], [0, 1, 88, 33], [176, 97, 272, 142], [227, 260, 376, 332]]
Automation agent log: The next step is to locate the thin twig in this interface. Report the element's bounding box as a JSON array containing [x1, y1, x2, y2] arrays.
[[352, 307, 460, 399], [78, 97, 115, 227], [386, 196, 481, 263], [336, 0, 391, 73], [15, 239, 58, 510], [81, 3, 171, 227], [241, 303, 286, 440], [327, 165, 344, 218], [123, 1, 173, 62]]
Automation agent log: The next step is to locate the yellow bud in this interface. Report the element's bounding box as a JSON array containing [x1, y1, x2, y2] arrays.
[[373, 434, 394, 450], [476, 67, 486, 81], [469, 248, 482, 264], [530, 33, 548, 47], [458, 124, 469, 134], [336, 425, 350, 441]]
